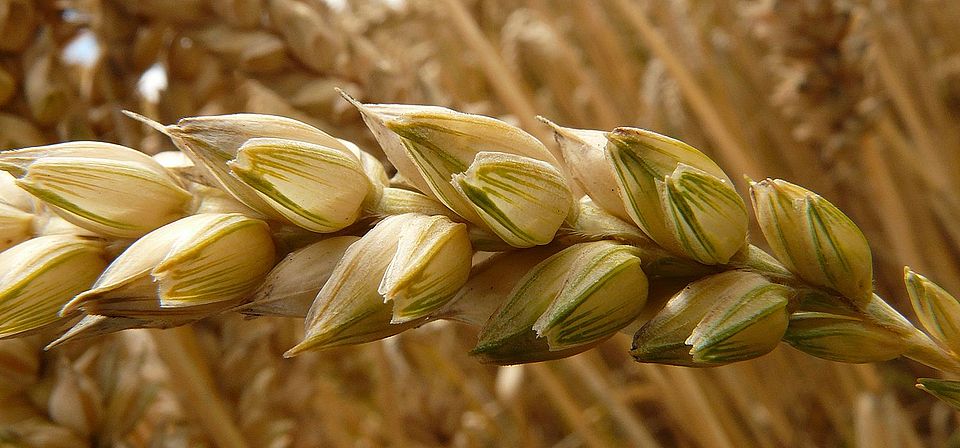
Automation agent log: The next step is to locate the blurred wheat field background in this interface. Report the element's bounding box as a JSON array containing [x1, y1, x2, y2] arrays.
[[1, 0, 959, 446]]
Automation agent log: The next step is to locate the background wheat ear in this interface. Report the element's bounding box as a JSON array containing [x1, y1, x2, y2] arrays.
[[1, 0, 960, 446]]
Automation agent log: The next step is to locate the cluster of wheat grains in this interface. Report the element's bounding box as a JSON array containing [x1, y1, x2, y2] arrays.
[[1, 0, 960, 447]]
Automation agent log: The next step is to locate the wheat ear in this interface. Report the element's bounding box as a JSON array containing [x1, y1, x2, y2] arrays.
[[1, 97, 959, 410]]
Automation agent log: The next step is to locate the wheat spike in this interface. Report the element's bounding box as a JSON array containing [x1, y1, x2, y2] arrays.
[[1, 1, 959, 446]]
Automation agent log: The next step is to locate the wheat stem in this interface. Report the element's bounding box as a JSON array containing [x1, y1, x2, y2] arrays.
[[649, 365, 737, 448], [861, 136, 927, 274], [570, 1, 637, 116], [372, 343, 409, 447], [528, 362, 610, 448], [437, 0, 544, 137], [566, 353, 661, 448], [150, 327, 250, 448], [871, 31, 942, 184], [610, 0, 759, 179]]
